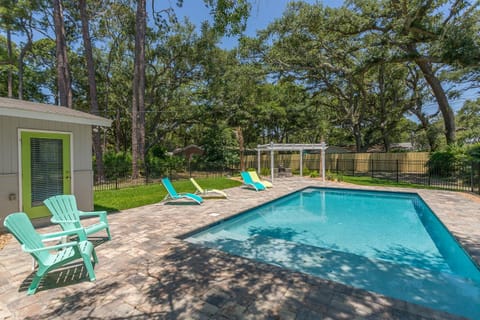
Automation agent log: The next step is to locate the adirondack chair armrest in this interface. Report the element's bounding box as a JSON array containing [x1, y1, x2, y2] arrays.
[[40, 228, 88, 242], [78, 210, 107, 218], [22, 241, 79, 253], [78, 210, 108, 224]]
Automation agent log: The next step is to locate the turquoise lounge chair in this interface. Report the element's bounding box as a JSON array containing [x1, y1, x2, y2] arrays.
[[44, 195, 111, 240], [3, 212, 98, 295], [240, 171, 266, 191], [161, 177, 203, 204], [248, 171, 273, 188]]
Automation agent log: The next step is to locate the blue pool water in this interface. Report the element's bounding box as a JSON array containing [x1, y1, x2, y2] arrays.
[[185, 188, 480, 319]]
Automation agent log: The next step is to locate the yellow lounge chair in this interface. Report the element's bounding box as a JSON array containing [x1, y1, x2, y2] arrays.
[[248, 171, 273, 188], [190, 178, 228, 198]]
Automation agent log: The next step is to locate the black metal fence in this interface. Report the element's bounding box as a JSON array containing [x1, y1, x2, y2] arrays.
[[94, 158, 480, 194], [93, 162, 237, 191], [310, 158, 479, 193]]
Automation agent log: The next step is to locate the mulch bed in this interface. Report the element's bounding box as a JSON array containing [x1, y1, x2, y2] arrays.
[[0, 232, 12, 250]]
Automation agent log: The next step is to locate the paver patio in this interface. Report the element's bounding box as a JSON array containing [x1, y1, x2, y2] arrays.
[[1, 178, 479, 319]]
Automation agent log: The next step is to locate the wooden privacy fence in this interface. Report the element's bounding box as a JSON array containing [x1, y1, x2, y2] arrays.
[[245, 152, 430, 173]]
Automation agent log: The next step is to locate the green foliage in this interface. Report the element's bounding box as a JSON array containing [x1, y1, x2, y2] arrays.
[[426, 145, 468, 176], [102, 151, 132, 178], [456, 99, 480, 144], [260, 167, 270, 176], [302, 166, 310, 176], [145, 146, 184, 178], [467, 144, 480, 164], [198, 123, 239, 167], [309, 170, 318, 178], [426, 152, 456, 177]]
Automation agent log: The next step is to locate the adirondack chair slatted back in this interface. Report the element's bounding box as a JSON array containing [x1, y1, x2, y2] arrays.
[[44, 195, 81, 230], [3, 212, 49, 261], [162, 178, 179, 197]]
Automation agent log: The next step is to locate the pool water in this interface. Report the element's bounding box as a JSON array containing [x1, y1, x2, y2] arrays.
[[185, 188, 480, 319]]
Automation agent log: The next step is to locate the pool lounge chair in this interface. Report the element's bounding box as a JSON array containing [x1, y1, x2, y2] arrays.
[[161, 177, 203, 204], [44, 195, 111, 240], [240, 171, 266, 191], [190, 178, 228, 198], [248, 171, 273, 188], [3, 212, 98, 295]]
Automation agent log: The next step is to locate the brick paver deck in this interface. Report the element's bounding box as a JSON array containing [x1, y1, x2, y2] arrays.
[[1, 178, 479, 319]]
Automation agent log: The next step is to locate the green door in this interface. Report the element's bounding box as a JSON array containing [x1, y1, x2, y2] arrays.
[[21, 131, 71, 219]]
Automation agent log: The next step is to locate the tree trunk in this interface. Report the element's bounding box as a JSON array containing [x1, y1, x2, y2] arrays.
[[18, 39, 32, 100], [132, 0, 146, 179], [414, 59, 456, 144], [53, 0, 73, 108], [353, 124, 363, 152], [236, 127, 245, 171], [79, 0, 105, 182], [6, 29, 13, 98]]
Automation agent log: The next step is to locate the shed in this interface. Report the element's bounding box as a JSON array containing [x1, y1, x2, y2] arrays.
[[0, 97, 111, 229], [172, 144, 204, 160]]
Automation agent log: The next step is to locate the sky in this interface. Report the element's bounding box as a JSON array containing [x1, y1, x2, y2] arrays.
[[174, 0, 342, 49]]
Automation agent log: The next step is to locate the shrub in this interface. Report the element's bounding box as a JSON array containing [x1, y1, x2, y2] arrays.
[[260, 167, 270, 176], [102, 151, 131, 179], [302, 166, 311, 176], [310, 170, 319, 178], [426, 152, 456, 177], [467, 144, 480, 164], [426, 145, 468, 177]]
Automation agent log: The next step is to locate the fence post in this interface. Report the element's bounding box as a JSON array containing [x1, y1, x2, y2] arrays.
[[352, 159, 355, 176], [471, 161, 474, 192], [478, 163, 480, 194], [115, 177, 118, 190], [336, 158, 339, 174], [396, 160, 399, 183]]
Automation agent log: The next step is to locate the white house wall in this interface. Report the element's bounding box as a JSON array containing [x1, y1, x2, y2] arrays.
[[0, 115, 94, 228]]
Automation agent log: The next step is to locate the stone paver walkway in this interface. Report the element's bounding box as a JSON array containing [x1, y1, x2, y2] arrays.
[[1, 178, 479, 319]]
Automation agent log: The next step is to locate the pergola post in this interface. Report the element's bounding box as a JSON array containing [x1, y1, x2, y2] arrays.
[[320, 141, 327, 183], [299, 148, 303, 177]]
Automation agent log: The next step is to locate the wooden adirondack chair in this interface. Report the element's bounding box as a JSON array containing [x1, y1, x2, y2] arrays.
[[3, 212, 98, 295], [44, 195, 111, 240]]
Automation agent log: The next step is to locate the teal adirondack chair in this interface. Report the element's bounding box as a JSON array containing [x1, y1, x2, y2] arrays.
[[3, 212, 98, 295], [44, 195, 111, 240]]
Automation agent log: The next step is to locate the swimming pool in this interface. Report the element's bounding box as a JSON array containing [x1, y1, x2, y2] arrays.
[[184, 187, 480, 319]]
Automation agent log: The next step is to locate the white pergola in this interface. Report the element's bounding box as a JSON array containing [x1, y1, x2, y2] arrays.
[[256, 142, 328, 183]]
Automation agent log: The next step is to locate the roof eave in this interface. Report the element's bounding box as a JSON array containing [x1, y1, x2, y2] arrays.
[[0, 107, 112, 127]]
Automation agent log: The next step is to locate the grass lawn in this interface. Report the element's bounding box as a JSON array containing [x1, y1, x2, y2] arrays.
[[94, 177, 242, 212]]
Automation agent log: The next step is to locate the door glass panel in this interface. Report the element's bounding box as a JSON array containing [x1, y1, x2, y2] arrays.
[[30, 138, 63, 206]]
